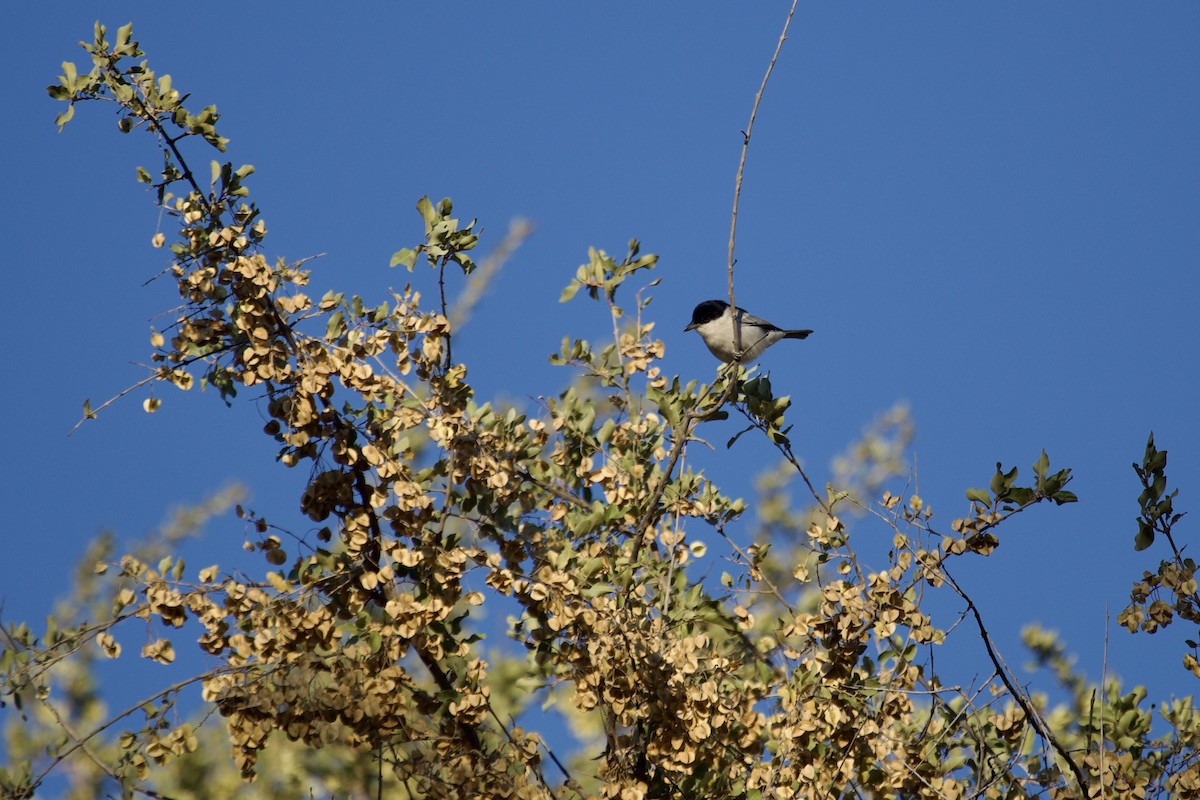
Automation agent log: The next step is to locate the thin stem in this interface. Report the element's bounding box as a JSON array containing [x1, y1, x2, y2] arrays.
[[438, 261, 452, 370], [940, 562, 1088, 790], [69, 374, 158, 435], [28, 668, 238, 795], [730, 401, 832, 516], [727, 0, 801, 318], [38, 694, 180, 800]]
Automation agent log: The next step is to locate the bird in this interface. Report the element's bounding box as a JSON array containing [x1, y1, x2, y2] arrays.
[[685, 299, 812, 363]]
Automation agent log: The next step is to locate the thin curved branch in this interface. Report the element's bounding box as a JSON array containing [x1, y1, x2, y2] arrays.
[[69, 374, 158, 435], [727, 0, 801, 320], [730, 400, 832, 517], [939, 562, 1088, 790], [27, 668, 240, 796], [37, 694, 180, 800]]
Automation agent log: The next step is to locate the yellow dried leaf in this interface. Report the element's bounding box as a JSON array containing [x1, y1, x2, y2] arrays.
[[142, 639, 176, 664], [267, 571, 293, 593], [96, 632, 121, 659]]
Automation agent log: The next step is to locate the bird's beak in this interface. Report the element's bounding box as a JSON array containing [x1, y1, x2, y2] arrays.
[[684, 322, 697, 332]]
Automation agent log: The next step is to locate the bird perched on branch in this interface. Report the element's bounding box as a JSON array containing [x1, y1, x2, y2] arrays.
[[685, 299, 812, 363]]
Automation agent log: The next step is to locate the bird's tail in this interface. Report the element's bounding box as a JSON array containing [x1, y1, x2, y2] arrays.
[[784, 329, 813, 340]]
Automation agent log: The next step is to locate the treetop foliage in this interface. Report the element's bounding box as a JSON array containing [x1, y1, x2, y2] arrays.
[[3, 19, 1200, 800]]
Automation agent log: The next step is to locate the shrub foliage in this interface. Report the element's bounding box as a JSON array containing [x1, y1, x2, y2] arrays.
[[3, 21, 1199, 800]]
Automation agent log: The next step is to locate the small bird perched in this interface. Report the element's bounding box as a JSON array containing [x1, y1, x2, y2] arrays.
[[685, 299, 812, 363]]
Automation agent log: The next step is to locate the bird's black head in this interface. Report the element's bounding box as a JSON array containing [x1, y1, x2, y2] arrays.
[[685, 299, 728, 331]]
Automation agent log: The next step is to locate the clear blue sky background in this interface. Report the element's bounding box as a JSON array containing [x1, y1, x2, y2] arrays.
[[4, 1, 1200, 752]]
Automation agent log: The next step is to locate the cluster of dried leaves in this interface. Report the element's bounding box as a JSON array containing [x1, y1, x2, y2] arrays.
[[3, 21, 1200, 800]]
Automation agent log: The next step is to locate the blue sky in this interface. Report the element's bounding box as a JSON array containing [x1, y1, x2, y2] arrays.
[[4, 1, 1200, 746]]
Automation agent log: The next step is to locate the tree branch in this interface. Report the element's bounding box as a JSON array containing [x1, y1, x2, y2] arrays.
[[939, 562, 1088, 790], [727, 0, 800, 324]]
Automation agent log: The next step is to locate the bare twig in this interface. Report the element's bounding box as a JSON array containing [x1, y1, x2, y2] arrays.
[[630, 2, 801, 562], [939, 562, 1088, 790], [27, 668, 238, 796], [730, 401, 832, 517], [727, 0, 801, 319], [68, 374, 158, 435], [38, 694, 181, 800]]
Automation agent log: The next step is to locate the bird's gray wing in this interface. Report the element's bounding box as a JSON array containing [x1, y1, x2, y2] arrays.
[[732, 306, 781, 331]]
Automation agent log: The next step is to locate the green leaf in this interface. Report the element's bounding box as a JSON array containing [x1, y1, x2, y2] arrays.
[[989, 463, 1007, 496], [1005, 487, 1036, 507], [54, 103, 76, 129], [1158, 494, 1175, 517], [965, 488, 991, 504], [578, 404, 596, 435], [325, 310, 346, 340], [827, 487, 851, 506], [115, 22, 134, 53], [727, 425, 753, 449], [390, 248, 417, 270], [1134, 520, 1155, 551], [1033, 450, 1049, 479], [416, 196, 437, 230]]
